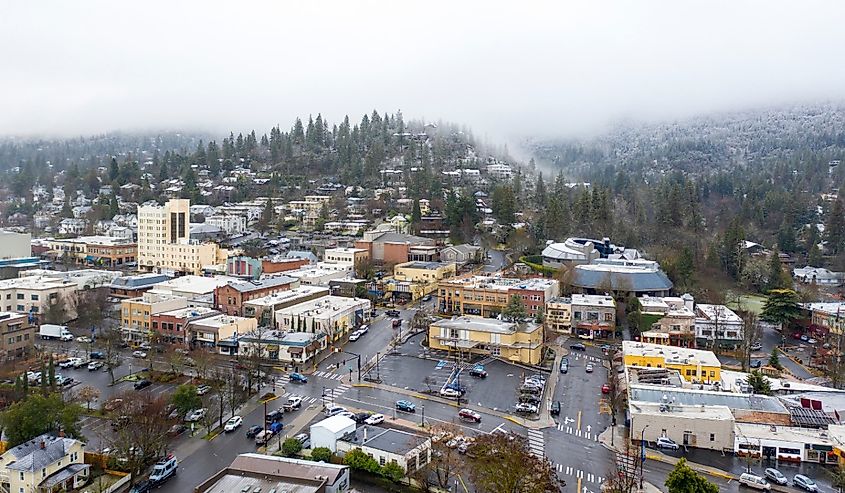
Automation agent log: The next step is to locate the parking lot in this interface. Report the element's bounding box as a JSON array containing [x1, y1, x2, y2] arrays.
[[366, 350, 550, 414]]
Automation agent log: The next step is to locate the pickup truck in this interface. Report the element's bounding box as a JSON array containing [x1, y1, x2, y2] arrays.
[[283, 396, 302, 411]]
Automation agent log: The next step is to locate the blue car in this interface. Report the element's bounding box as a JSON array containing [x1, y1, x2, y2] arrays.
[[396, 400, 416, 413], [289, 372, 308, 383]]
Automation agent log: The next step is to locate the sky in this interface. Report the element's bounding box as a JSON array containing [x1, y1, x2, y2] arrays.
[[3, 1, 845, 140]]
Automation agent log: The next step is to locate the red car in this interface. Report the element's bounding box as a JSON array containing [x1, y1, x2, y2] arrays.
[[601, 383, 611, 394], [793, 332, 803, 340]]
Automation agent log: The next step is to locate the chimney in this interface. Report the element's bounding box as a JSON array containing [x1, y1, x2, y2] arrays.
[[39, 441, 45, 449], [58, 430, 65, 438]]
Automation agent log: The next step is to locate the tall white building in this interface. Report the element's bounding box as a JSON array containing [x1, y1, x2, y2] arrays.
[[138, 199, 228, 276]]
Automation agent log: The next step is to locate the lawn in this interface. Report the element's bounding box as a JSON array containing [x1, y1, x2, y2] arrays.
[[727, 292, 767, 315]]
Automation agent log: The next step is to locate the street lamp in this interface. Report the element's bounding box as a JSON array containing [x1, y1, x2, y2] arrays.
[[640, 424, 649, 490]]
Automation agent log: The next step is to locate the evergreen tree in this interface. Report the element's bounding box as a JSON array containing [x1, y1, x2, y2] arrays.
[[490, 185, 516, 225], [808, 243, 823, 267], [826, 199, 845, 254], [767, 248, 788, 291], [109, 157, 119, 182], [665, 458, 718, 493], [534, 172, 547, 208]]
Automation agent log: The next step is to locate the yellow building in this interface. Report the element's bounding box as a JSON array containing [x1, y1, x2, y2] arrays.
[[120, 292, 188, 342], [429, 315, 544, 365], [287, 195, 332, 229], [393, 261, 457, 283], [0, 433, 88, 492], [137, 198, 229, 275], [621, 340, 721, 383]]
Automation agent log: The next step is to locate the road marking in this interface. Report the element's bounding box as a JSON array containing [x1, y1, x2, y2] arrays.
[[585, 432, 591, 440], [587, 473, 594, 482], [577, 476, 582, 493], [576, 429, 581, 437], [577, 470, 584, 479], [566, 426, 572, 434], [577, 410, 582, 430]]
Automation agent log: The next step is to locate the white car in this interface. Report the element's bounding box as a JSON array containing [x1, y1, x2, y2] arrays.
[[132, 350, 147, 359], [656, 437, 680, 450], [357, 325, 369, 335], [750, 342, 763, 351], [364, 413, 385, 425], [223, 416, 243, 432], [185, 408, 207, 422], [439, 387, 461, 398], [348, 331, 361, 341], [338, 411, 356, 420], [196, 385, 211, 396], [76, 336, 92, 344]]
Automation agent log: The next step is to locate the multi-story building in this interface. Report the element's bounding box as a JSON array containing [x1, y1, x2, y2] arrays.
[[393, 261, 456, 284], [0, 312, 35, 361], [275, 296, 371, 343], [354, 230, 437, 265], [0, 230, 30, 259], [694, 304, 744, 349], [639, 295, 697, 348], [151, 306, 218, 345], [545, 297, 572, 333], [214, 276, 299, 316], [236, 329, 326, 365], [570, 294, 617, 339], [804, 302, 845, 340], [285, 266, 351, 287], [146, 275, 229, 302], [44, 236, 137, 268], [109, 273, 172, 299], [0, 276, 78, 322], [242, 286, 330, 327], [187, 314, 256, 349], [323, 247, 370, 270], [0, 433, 88, 493], [428, 315, 543, 364], [622, 340, 721, 383], [438, 275, 559, 319], [120, 292, 188, 342], [287, 195, 332, 229], [137, 198, 229, 275], [205, 213, 247, 235], [194, 453, 350, 493]]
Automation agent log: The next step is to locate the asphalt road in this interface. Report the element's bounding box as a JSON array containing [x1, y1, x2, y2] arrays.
[[544, 345, 614, 492]]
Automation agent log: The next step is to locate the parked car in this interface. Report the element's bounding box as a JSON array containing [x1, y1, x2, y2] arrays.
[[519, 384, 542, 395], [266, 410, 284, 422], [601, 383, 611, 394], [132, 350, 147, 358], [392, 319, 402, 328], [134, 379, 152, 390], [459, 408, 482, 423], [750, 342, 763, 351], [808, 338, 818, 344], [800, 334, 809, 342], [289, 372, 308, 383], [338, 411, 356, 420], [224, 416, 243, 432], [348, 331, 361, 341], [585, 364, 594, 373], [59, 358, 78, 369], [469, 366, 488, 378], [440, 387, 461, 398], [196, 385, 211, 396], [519, 394, 541, 404], [515, 403, 538, 414], [167, 424, 187, 437], [89, 351, 105, 359], [129, 480, 155, 493], [294, 433, 310, 448], [61, 377, 75, 387], [422, 295, 432, 302], [324, 405, 347, 417], [88, 361, 103, 371], [793, 475, 819, 492], [560, 358, 569, 373], [255, 430, 274, 445], [526, 374, 546, 385], [656, 437, 680, 450], [72, 358, 88, 368], [358, 325, 369, 335], [284, 396, 302, 411], [550, 401, 561, 416], [185, 408, 207, 422], [764, 468, 787, 485], [396, 400, 416, 412], [76, 336, 92, 344], [365, 413, 385, 425], [751, 360, 763, 369], [386, 309, 400, 317], [353, 412, 373, 424], [569, 343, 586, 351], [739, 473, 771, 491], [245, 425, 263, 438]]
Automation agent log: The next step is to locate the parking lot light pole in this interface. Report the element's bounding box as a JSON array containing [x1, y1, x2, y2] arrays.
[[640, 424, 649, 490]]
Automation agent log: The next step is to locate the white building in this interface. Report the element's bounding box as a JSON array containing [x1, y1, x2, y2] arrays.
[[310, 415, 357, 453], [285, 267, 351, 286], [58, 218, 87, 235], [695, 304, 744, 348], [274, 295, 370, 342], [0, 230, 30, 259], [337, 426, 432, 473], [206, 213, 247, 236], [0, 276, 78, 322], [486, 163, 514, 179], [146, 275, 230, 300]]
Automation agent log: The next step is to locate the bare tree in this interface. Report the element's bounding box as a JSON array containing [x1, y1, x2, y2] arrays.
[[192, 348, 214, 381], [75, 385, 100, 411], [97, 327, 124, 385], [738, 311, 761, 372], [467, 431, 559, 492], [107, 391, 171, 484]]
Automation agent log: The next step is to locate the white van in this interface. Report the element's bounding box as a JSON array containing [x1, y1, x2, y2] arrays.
[[739, 473, 771, 491]]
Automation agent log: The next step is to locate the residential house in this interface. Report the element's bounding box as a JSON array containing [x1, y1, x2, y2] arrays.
[[794, 266, 842, 286], [694, 304, 744, 349], [0, 433, 88, 493], [439, 244, 483, 265]]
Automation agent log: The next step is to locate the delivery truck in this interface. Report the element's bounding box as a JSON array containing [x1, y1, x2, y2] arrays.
[[39, 324, 73, 341]]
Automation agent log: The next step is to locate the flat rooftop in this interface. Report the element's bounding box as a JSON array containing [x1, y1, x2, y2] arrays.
[[630, 401, 735, 421], [398, 261, 452, 270], [432, 315, 540, 334], [630, 385, 788, 413], [191, 314, 252, 328], [244, 286, 329, 307], [735, 422, 834, 446], [275, 295, 369, 316], [341, 425, 428, 455], [157, 306, 218, 319], [695, 304, 742, 323], [441, 275, 558, 292], [150, 275, 230, 294], [572, 293, 615, 307], [623, 341, 721, 368]]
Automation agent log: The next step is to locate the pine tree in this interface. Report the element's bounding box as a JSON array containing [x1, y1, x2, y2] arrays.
[[767, 248, 787, 291], [109, 157, 119, 182], [535, 173, 547, 208], [827, 199, 845, 254]]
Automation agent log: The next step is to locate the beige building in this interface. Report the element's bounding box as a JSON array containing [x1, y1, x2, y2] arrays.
[[0, 312, 35, 362], [0, 276, 78, 322], [629, 401, 736, 452], [323, 247, 370, 270], [275, 296, 371, 343], [287, 195, 331, 229], [428, 316, 543, 365], [188, 314, 256, 348], [138, 199, 228, 275], [0, 230, 31, 259], [639, 295, 697, 348], [242, 286, 330, 327], [120, 292, 189, 342], [545, 297, 572, 333], [0, 433, 88, 493], [393, 261, 457, 283]]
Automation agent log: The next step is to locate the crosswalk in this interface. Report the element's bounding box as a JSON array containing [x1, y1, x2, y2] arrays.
[[527, 429, 544, 458], [553, 464, 604, 485], [555, 423, 600, 442], [313, 370, 347, 381], [572, 354, 602, 363]]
